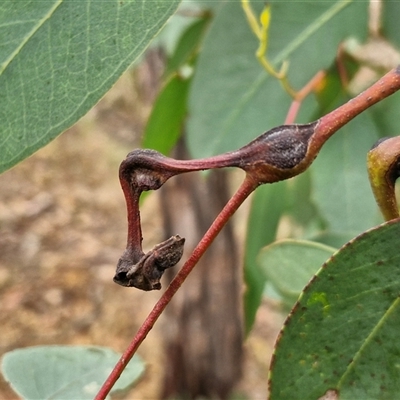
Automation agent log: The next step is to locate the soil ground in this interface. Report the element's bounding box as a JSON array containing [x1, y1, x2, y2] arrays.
[[0, 71, 284, 400]]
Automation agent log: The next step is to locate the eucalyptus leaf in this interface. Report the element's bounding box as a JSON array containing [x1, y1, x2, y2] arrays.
[[243, 180, 288, 334], [313, 59, 358, 118], [187, 0, 367, 159], [142, 13, 210, 155], [285, 170, 319, 230], [382, 1, 400, 48], [1, 345, 144, 400], [0, 0, 180, 173], [164, 16, 210, 77], [142, 75, 189, 155], [370, 92, 400, 139], [310, 230, 358, 249], [310, 109, 382, 234], [258, 239, 336, 305], [269, 218, 400, 399]]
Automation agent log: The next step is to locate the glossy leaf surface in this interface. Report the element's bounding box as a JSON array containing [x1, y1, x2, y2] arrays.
[[269, 218, 400, 399]]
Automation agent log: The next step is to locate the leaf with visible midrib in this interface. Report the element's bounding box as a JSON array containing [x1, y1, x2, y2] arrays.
[[269, 218, 400, 400], [0, 0, 180, 173]]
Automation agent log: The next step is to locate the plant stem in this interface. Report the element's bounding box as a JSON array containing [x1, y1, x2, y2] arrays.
[[97, 65, 400, 399], [314, 66, 400, 147], [284, 70, 326, 124], [95, 175, 258, 400]]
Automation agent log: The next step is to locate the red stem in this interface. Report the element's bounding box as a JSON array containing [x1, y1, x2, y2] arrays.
[[314, 66, 400, 146], [285, 70, 326, 124], [120, 178, 142, 254], [284, 100, 301, 125], [98, 65, 400, 399], [95, 175, 258, 400]]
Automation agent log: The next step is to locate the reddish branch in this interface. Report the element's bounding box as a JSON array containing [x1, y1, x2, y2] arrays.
[[95, 65, 400, 400]]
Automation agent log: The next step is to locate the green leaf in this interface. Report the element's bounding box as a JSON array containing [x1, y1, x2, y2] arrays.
[[310, 230, 358, 249], [269, 218, 400, 399], [313, 59, 358, 117], [0, 0, 180, 173], [1, 345, 145, 400], [142, 74, 189, 155], [314, 64, 345, 114], [285, 170, 319, 230], [339, 298, 400, 399], [258, 239, 335, 305], [369, 91, 400, 139], [310, 109, 382, 234], [164, 16, 210, 77], [142, 13, 211, 155], [382, 1, 400, 48], [187, 0, 367, 159], [243, 180, 287, 334]]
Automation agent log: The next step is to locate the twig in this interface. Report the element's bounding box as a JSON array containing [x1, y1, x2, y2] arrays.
[[94, 176, 258, 400], [96, 65, 400, 400], [313, 65, 400, 148], [284, 70, 326, 124]]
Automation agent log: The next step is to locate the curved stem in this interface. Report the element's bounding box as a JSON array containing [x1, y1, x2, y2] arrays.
[[95, 175, 258, 400]]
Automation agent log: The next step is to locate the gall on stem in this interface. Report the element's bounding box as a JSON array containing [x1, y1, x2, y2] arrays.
[[96, 65, 400, 400]]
